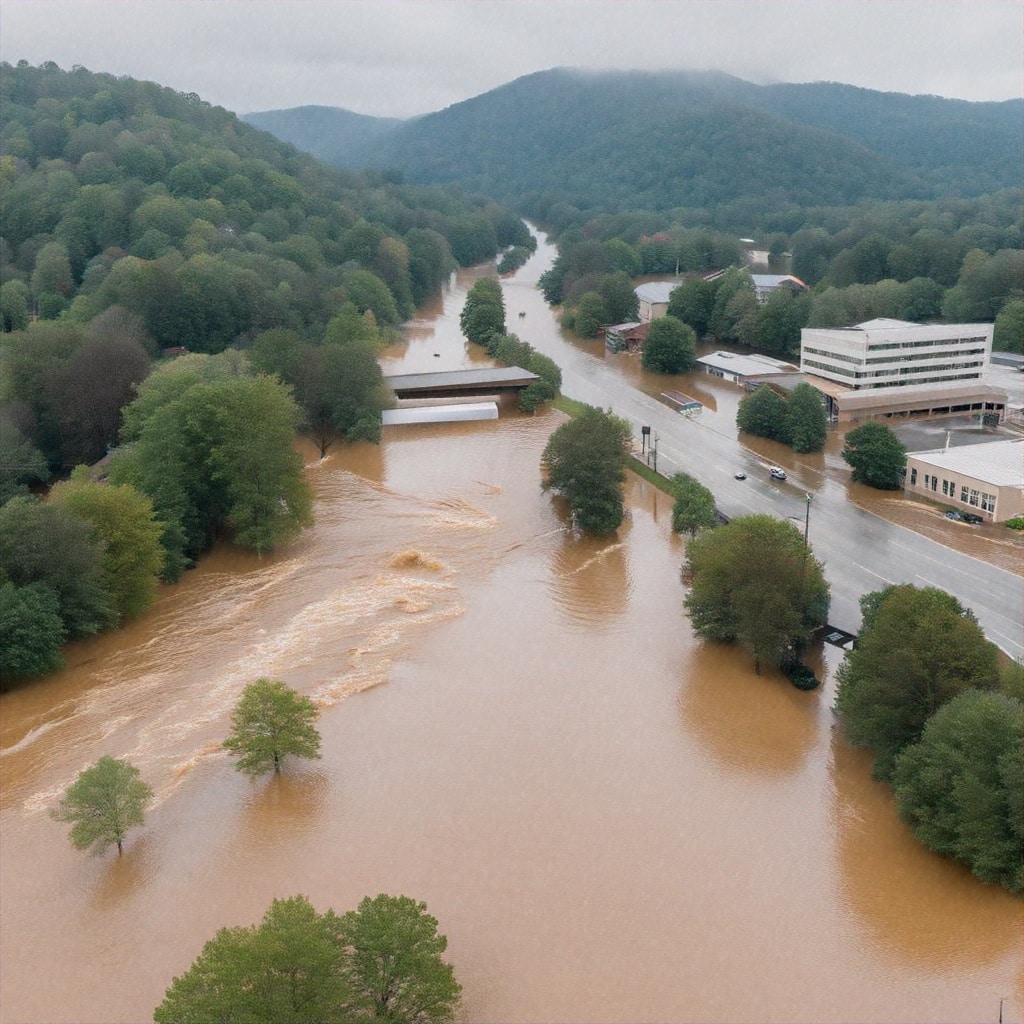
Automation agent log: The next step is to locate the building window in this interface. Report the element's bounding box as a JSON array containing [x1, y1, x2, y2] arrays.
[[910, 467, 917, 485], [932, 475, 938, 491], [968, 489, 980, 507], [981, 493, 996, 513], [942, 479, 954, 496], [961, 485, 969, 503]]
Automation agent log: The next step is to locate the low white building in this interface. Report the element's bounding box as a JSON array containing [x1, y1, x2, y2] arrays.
[[696, 350, 798, 384], [750, 274, 807, 304], [635, 282, 677, 323], [905, 439, 1024, 522]]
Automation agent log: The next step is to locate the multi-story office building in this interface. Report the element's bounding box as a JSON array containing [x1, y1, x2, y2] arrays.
[[800, 318, 1005, 422], [801, 317, 992, 389]]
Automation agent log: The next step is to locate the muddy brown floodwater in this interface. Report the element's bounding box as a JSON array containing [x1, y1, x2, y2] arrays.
[[1, 251, 1021, 1024]]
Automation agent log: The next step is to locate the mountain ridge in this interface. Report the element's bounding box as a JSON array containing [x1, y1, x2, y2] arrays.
[[242, 68, 1022, 220]]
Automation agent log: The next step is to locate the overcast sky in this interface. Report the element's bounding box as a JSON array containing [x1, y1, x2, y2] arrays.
[[2, 1, 1022, 118]]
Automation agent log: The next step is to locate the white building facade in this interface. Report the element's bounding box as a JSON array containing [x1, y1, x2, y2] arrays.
[[800, 318, 993, 391], [635, 282, 677, 323], [905, 439, 1024, 522]]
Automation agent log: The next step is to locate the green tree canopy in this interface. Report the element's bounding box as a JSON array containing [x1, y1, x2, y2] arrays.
[[154, 895, 350, 1024], [666, 277, 717, 337], [670, 472, 717, 536], [785, 383, 828, 454], [50, 475, 165, 622], [459, 278, 506, 348], [0, 579, 66, 680], [756, 289, 810, 358], [841, 421, 907, 489], [1, 280, 30, 332], [339, 894, 462, 1024], [0, 494, 113, 638], [110, 354, 312, 575], [993, 297, 1023, 354], [892, 689, 1022, 893], [51, 755, 152, 855], [0, 420, 49, 505], [835, 585, 1000, 780], [571, 292, 609, 338], [154, 893, 462, 1024], [224, 678, 322, 775], [736, 385, 789, 443], [641, 315, 696, 374], [542, 406, 631, 535], [683, 514, 830, 673]]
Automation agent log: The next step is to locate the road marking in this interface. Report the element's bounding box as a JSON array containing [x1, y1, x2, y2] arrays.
[[851, 561, 894, 583]]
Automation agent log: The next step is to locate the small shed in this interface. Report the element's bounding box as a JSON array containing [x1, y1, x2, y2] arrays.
[[605, 321, 649, 353]]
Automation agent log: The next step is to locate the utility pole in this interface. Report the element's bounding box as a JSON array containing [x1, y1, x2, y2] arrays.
[[803, 493, 812, 548], [652, 433, 658, 474]]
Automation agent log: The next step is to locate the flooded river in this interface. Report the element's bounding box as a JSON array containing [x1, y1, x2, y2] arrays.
[[0, 240, 1020, 1023]]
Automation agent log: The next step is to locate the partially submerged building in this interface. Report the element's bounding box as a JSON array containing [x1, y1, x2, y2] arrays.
[[750, 274, 808, 304], [905, 439, 1024, 522], [635, 282, 677, 323], [800, 318, 1006, 423], [696, 350, 799, 384]]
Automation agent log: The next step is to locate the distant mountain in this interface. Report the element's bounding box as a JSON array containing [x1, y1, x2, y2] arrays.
[[243, 104, 403, 165], [248, 69, 1023, 219]]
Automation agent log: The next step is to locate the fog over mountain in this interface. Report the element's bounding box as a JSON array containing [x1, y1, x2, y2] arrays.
[[244, 68, 1023, 219]]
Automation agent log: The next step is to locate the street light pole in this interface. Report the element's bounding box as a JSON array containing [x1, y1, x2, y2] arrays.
[[803, 493, 812, 549]]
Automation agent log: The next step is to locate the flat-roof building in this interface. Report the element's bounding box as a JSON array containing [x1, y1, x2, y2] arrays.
[[801, 318, 1005, 422], [801, 318, 992, 390], [635, 282, 677, 323], [696, 350, 799, 384], [905, 439, 1024, 522], [750, 274, 807, 304]]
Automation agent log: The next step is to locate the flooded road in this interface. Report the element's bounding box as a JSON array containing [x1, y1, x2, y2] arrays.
[[1, 247, 1021, 1024]]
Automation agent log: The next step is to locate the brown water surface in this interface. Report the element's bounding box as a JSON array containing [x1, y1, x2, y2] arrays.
[[1, 257, 1021, 1024]]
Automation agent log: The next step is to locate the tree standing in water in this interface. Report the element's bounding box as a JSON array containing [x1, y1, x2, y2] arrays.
[[224, 678, 322, 775], [52, 756, 152, 856]]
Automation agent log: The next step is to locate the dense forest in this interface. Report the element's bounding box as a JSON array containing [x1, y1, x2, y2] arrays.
[[247, 67, 1022, 354], [0, 61, 532, 683], [248, 68, 1023, 230], [536, 194, 1023, 356]]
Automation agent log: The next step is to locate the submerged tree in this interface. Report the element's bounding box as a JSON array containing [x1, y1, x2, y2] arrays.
[[154, 893, 462, 1024], [841, 421, 906, 489], [154, 895, 350, 1023], [338, 894, 463, 1024], [224, 678, 322, 775], [51, 756, 152, 856], [892, 689, 1023, 894], [684, 514, 830, 673], [641, 315, 696, 374], [835, 585, 999, 779], [785, 382, 828, 454], [542, 406, 632, 534], [670, 472, 717, 536]]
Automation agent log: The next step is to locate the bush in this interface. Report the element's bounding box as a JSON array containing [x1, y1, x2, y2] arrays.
[[1004, 516, 1023, 531], [782, 656, 819, 690]]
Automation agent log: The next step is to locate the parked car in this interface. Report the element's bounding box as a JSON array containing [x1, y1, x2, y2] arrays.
[[945, 509, 983, 524], [769, 466, 787, 480], [734, 471, 747, 480]]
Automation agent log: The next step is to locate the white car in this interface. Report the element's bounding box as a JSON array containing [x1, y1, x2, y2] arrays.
[[769, 466, 787, 480]]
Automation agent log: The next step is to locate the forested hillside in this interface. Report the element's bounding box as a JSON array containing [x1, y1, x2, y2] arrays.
[[0, 62, 531, 682], [243, 105, 403, 167], [249, 68, 1023, 228]]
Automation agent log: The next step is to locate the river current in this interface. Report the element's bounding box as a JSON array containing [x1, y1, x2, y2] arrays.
[[0, 238, 1020, 1024]]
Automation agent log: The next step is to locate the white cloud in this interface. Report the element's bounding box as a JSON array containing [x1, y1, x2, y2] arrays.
[[1, 0, 1020, 117]]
